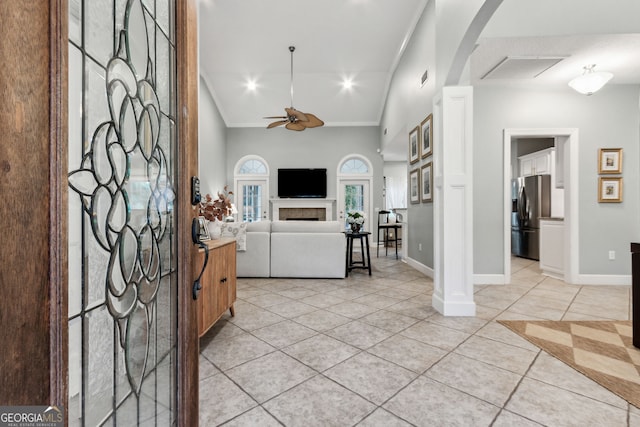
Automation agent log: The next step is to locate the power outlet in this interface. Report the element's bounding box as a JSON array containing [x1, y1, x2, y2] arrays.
[[418, 243, 422, 251], [608, 250, 616, 260]]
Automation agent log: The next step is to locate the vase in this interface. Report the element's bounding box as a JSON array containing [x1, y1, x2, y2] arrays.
[[350, 223, 361, 233]]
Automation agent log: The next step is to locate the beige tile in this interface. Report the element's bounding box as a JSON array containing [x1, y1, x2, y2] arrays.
[[283, 334, 360, 372], [325, 352, 417, 405], [226, 352, 316, 403], [292, 309, 352, 332], [360, 309, 420, 333], [454, 335, 538, 375], [368, 334, 447, 373], [199, 374, 256, 426], [327, 287, 375, 300], [273, 287, 319, 299], [244, 292, 294, 308], [400, 321, 470, 351], [265, 300, 318, 318], [222, 406, 282, 427], [263, 375, 375, 427], [228, 306, 286, 331], [199, 354, 220, 379], [356, 408, 412, 427], [507, 299, 566, 320], [427, 314, 489, 334], [237, 287, 272, 299], [506, 378, 628, 426], [252, 320, 317, 349], [384, 376, 500, 426], [327, 320, 394, 349], [326, 301, 380, 319], [475, 322, 539, 352], [200, 319, 245, 345], [386, 300, 437, 319], [492, 410, 544, 427], [299, 293, 346, 308], [200, 332, 275, 371], [426, 353, 522, 406], [352, 293, 404, 309]]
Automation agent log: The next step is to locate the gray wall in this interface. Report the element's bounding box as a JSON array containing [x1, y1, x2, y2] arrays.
[[474, 84, 640, 275], [226, 126, 384, 222], [380, 1, 436, 269], [198, 78, 228, 196]]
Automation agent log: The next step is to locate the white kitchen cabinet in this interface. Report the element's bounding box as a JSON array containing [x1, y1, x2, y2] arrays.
[[518, 148, 552, 177], [539, 218, 564, 279]]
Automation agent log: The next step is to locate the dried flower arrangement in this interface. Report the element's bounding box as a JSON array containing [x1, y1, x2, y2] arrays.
[[199, 185, 233, 222]]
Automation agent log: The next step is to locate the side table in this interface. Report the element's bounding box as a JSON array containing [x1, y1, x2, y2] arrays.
[[344, 231, 372, 276]]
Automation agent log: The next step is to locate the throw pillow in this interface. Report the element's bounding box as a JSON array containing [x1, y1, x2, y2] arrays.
[[220, 222, 247, 251]]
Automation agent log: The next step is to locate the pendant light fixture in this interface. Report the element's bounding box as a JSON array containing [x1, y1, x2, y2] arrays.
[[568, 64, 613, 96]]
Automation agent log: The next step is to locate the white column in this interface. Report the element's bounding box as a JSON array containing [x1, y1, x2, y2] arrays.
[[432, 86, 475, 316]]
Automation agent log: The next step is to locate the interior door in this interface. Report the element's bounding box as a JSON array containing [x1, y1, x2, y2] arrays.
[[237, 179, 268, 222], [338, 179, 370, 231], [66, 0, 197, 424]]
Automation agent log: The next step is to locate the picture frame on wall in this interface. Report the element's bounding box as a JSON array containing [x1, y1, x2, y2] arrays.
[[409, 126, 420, 164], [421, 162, 432, 202], [420, 114, 432, 158], [598, 148, 623, 174], [409, 168, 420, 204], [598, 177, 623, 203]]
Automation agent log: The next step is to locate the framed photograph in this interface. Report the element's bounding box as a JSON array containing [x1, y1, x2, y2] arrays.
[[198, 216, 210, 241], [598, 177, 623, 203], [409, 168, 420, 204], [409, 126, 420, 164], [421, 162, 432, 202], [420, 114, 432, 158], [598, 148, 622, 174]]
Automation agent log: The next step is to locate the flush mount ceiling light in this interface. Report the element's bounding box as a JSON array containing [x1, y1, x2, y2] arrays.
[[568, 64, 613, 96], [264, 46, 324, 131]]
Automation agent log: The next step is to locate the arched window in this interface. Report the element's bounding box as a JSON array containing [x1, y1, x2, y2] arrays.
[[336, 154, 373, 233], [234, 155, 269, 222], [340, 157, 369, 174]]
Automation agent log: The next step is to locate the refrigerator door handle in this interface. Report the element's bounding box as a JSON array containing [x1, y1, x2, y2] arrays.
[[518, 187, 526, 224]]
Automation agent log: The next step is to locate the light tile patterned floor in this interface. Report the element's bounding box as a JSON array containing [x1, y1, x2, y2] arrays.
[[200, 255, 635, 426]]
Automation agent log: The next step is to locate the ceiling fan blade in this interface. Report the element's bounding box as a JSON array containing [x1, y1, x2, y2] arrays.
[[285, 107, 309, 122], [267, 120, 287, 129], [285, 122, 306, 131], [264, 116, 287, 119], [300, 113, 324, 128]]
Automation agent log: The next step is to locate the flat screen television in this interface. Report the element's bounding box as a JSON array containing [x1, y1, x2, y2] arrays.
[[278, 168, 327, 198]]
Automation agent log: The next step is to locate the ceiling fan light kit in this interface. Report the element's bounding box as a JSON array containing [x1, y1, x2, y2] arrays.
[[265, 46, 324, 131], [568, 64, 613, 95]]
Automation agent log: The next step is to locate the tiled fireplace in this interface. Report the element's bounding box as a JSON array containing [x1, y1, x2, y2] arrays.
[[271, 199, 334, 221]]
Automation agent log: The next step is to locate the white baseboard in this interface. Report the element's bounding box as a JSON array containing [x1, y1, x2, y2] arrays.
[[406, 257, 434, 279], [432, 293, 476, 316], [473, 274, 506, 285], [575, 274, 631, 286]]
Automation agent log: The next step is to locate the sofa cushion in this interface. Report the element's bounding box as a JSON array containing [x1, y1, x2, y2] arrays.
[[246, 219, 271, 232], [220, 222, 247, 251], [271, 220, 343, 233]]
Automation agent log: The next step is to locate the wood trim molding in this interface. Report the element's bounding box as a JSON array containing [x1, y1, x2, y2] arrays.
[[176, 0, 200, 425], [49, 0, 68, 414]]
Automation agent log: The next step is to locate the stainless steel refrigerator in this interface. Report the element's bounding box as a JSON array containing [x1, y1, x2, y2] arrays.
[[511, 175, 551, 260]]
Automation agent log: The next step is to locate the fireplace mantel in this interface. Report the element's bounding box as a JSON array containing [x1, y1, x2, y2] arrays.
[[271, 198, 335, 221]]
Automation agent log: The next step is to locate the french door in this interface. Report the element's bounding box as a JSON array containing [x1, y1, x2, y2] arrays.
[[338, 179, 371, 232], [236, 179, 269, 222]]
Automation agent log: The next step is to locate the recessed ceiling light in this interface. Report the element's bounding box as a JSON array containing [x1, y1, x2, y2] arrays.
[[342, 78, 353, 90], [246, 79, 257, 92]]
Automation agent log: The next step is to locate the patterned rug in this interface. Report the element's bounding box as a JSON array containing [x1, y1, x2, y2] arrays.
[[499, 320, 640, 408]]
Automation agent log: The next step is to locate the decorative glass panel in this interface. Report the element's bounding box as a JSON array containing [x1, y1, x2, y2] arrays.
[[68, 0, 177, 424], [340, 158, 369, 174], [241, 184, 263, 222], [239, 159, 267, 174]]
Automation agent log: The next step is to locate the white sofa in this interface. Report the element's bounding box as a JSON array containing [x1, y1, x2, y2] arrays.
[[235, 220, 346, 278]]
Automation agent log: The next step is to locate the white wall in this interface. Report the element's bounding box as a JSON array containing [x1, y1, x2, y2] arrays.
[[384, 162, 407, 209], [474, 84, 640, 275], [226, 126, 384, 221], [198, 77, 228, 196]]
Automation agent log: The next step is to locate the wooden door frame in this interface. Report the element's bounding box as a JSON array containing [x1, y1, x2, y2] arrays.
[[0, 1, 200, 425]]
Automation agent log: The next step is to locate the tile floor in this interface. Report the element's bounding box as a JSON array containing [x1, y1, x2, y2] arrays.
[[199, 254, 638, 426]]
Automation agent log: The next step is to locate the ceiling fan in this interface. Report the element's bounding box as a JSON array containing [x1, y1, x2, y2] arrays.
[[265, 46, 324, 131]]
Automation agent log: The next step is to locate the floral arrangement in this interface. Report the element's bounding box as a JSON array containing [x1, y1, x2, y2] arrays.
[[199, 185, 233, 222], [346, 211, 365, 225]]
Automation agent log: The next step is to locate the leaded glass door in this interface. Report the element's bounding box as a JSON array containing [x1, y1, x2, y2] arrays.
[[67, 0, 180, 424]]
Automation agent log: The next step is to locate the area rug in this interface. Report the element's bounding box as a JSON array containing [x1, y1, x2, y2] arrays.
[[498, 320, 640, 408]]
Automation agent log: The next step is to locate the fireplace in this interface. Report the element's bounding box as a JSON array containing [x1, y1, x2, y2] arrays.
[[271, 198, 334, 221]]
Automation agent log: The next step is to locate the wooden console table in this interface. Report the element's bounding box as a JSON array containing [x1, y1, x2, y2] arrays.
[[197, 237, 237, 337]]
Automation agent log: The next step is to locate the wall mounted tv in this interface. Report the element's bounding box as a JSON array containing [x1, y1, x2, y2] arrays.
[[278, 168, 327, 198]]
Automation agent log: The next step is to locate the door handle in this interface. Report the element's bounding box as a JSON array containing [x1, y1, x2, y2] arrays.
[[192, 218, 209, 300]]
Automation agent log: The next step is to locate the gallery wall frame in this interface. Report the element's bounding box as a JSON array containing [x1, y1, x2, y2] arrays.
[[409, 168, 420, 204], [409, 126, 420, 164], [421, 162, 432, 202], [598, 177, 623, 203], [598, 148, 622, 174], [420, 114, 432, 158]]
